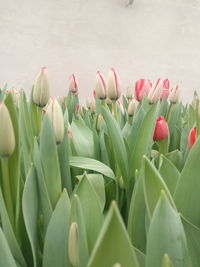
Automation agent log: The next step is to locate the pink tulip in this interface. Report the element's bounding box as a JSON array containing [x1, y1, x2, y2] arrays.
[[69, 74, 78, 94], [188, 127, 196, 148], [134, 79, 152, 101], [148, 78, 164, 103], [95, 71, 106, 99], [153, 116, 169, 141], [160, 79, 170, 99], [107, 68, 121, 100]]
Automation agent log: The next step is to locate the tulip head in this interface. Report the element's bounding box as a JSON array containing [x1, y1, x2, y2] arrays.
[[95, 71, 106, 99], [107, 68, 121, 100], [169, 85, 180, 104], [126, 86, 133, 100], [69, 74, 79, 94], [188, 127, 196, 149], [46, 99, 64, 144], [148, 78, 164, 104], [160, 79, 169, 99], [134, 79, 152, 101], [33, 67, 51, 107], [68, 222, 79, 267], [0, 103, 15, 157], [153, 116, 169, 141], [128, 98, 138, 116]]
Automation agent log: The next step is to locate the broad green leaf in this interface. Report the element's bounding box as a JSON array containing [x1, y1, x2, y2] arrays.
[[71, 120, 94, 158], [0, 227, 17, 267], [146, 192, 190, 267], [40, 116, 62, 208], [174, 136, 200, 226], [70, 156, 115, 179], [143, 156, 175, 217], [101, 107, 128, 185], [128, 170, 146, 253], [87, 202, 139, 267], [22, 165, 39, 267], [43, 189, 71, 267], [75, 174, 104, 252], [166, 150, 183, 172], [159, 155, 180, 195], [182, 216, 200, 267]]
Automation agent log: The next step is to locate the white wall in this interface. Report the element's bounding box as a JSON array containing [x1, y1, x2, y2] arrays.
[[1, 0, 200, 102]]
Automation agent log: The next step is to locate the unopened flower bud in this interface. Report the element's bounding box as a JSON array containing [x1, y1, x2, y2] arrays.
[[126, 86, 133, 100], [69, 74, 78, 94], [86, 98, 95, 112], [169, 85, 180, 104], [188, 127, 196, 148], [148, 78, 164, 104], [0, 103, 15, 157], [135, 79, 151, 101], [128, 98, 138, 116], [68, 222, 79, 267], [117, 100, 125, 115], [33, 67, 51, 107], [113, 263, 121, 267], [107, 68, 121, 100], [105, 98, 112, 105], [153, 116, 168, 141], [95, 71, 106, 99], [46, 99, 64, 144]]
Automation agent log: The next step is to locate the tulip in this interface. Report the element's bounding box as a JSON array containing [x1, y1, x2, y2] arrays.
[[148, 78, 164, 104], [134, 79, 152, 101], [169, 85, 180, 104], [160, 79, 169, 99], [68, 222, 79, 267], [69, 74, 78, 94], [86, 98, 95, 112], [0, 103, 15, 157], [117, 100, 125, 115], [33, 67, 51, 107], [46, 99, 64, 144], [107, 68, 121, 100], [153, 116, 168, 140], [188, 127, 196, 148], [92, 90, 96, 98], [126, 86, 133, 100], [128, 98, 138, 116], [95, 71, 106, 99]]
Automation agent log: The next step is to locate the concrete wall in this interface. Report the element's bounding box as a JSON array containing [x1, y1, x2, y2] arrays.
[[1, 0, 200, 102]]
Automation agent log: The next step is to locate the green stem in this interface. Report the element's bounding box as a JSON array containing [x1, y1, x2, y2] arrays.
[[112, 101, 119, 122], [1, 158, 15, 228]]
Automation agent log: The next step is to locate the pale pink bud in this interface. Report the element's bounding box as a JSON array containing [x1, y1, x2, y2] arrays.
[[95, 71, 106, 99], [107, 68, 121, 100], [148, 78, 164, 104], [128, 98, 138, 116], [69, 74, 78, 94], [169, 85, 180, 103], [160, 79, 169, 99], [134, 79, 152, 101]]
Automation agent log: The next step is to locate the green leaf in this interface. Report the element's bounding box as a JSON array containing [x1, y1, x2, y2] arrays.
[[0, 227, 18, 267], [159, 155, 180, 195], [87, 202, 139, 267], [181, 216, 200, 267], [40, 115, 62, 208], [70, 156, 115, 179], [43, 189, 71, 267], [174, 136, 200, 226], [146, 192, 190, 267], [162, 254, 174, 267], [134, 247, 145, 267], [75, 174, 104, 252], [101, 107, 128, 185], [22, 165, 39, 267]]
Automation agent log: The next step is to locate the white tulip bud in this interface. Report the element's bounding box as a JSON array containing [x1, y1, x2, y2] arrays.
[[69, 74, 78, 94], [113, 263, 121, 267], [148, 78, 163, 104], [107, 68, 121, 100], [126, 86, 133, 99], [169, 85, 180, 104], [46, 99, 64, 144], [95, 71, 106, 99], [33, 67, 51, 107], [128, 98, 138, 116], [0, 103, 15, 157], [68, 222, 79, 267]]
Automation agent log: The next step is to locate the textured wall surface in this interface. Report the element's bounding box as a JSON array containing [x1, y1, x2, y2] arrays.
[[1, 0, 200, 102]]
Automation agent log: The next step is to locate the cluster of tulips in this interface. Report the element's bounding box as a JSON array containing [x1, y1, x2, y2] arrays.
[[0, 67, 200, 267]]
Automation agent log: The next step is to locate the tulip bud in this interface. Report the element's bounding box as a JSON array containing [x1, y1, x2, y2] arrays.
[[107, 68, 121, 100], [68, 222, 79, 267], [126, 86, 133, 100], [92, 90, 96, 98], [33, 67, 51, 107], [148, 78, 164, 104], [95, 71, 106, 99], [160, 79, 169, 99], [188, 127, 196, 148], [105, 98, 112, 105], [117, 100, 125, 115], [128, 98, 138, 116], [0, 103, 15, 157], [153, 116, 168, 140], [69, 74, 79, 94], [169, 85, 180, 104], [134, 79, 152, 101], [86, 98, 95, 112], [113, 264, 121, 267], [46, 99, 64, 144]]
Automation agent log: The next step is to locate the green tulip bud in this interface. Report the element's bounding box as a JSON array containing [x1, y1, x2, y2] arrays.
[[0, 103, 15, 157], [68, 222, 79, 267], [33, 67, 51, 107], [46, 99, 64, 144]]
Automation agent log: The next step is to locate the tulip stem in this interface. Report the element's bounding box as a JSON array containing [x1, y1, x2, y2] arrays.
[[1, 158, 15, 228]]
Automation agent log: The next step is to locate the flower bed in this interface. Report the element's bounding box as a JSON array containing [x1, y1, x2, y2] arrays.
[[0, 68, 198, 266]]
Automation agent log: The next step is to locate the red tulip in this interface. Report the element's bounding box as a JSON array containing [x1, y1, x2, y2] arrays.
[[153, 116, 169, 141], [188, 127, 196, 148], [134, 79, 152, 101]]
